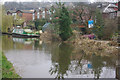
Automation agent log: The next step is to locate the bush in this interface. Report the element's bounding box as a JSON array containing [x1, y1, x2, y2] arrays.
[[92, 26, 104, 39], [34, 19, 46, 30], [2, 15, 13, 32], [38, 26, 42, 30], [80, 27, 89, 34], [103, 19, 118, 40], [27, 21, 35, 28]]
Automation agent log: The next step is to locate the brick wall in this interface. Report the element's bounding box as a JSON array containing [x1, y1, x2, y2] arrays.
[[22, 13, 33, 21]]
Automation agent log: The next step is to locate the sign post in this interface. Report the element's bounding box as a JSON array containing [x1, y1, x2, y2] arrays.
[[88, 20, 94, 28]]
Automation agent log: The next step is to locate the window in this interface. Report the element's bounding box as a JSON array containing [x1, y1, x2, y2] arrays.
[[33, 13, 35, 20], [37, 12, 40, 19]]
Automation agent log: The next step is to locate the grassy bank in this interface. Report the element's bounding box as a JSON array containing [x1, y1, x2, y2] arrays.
[[2, 53, 21, 78]]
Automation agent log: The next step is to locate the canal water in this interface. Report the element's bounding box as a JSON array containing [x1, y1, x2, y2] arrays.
[[2, 35, 117, 78]]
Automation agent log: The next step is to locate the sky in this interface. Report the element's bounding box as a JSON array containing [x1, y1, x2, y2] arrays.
[[0, 0, 118, 4]]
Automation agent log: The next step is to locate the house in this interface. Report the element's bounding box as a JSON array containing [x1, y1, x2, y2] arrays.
[[34, 7, 48, 20], [101, 3, 118, 19], [7, 10, 16, 15], [117, 1, 120, 17], [33, 7, 52, 21], [7, 10, 34, 21], [7, 10, 18, 20], [7, 7, 52, 22], [16, 10, 35, 21], [6, 7, 54, 28]]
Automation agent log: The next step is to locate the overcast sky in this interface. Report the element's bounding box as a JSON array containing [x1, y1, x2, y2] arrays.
[[0, 0, 118, 4]]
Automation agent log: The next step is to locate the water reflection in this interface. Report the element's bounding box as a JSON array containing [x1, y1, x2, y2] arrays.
[[50, 45, 117, 79], [91, 55, 104, 79], [49, 43, 73, 79], [116, 48, 120, 79], [2, 35, 117, 78]]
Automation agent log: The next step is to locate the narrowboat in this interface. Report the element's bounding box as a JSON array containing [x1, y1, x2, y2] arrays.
[[12, 29, 40, 38]]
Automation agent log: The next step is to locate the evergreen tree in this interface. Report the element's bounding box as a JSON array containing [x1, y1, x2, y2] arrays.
[[95, 9, 104, 27], [93, 9, 104, 39], [59, 6, 73, 41]]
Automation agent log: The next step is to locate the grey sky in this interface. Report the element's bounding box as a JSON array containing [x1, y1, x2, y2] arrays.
[[0, 0, 118, 4]]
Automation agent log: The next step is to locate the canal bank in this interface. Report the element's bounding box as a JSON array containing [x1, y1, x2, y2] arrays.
[[2, 52, 21, 78]]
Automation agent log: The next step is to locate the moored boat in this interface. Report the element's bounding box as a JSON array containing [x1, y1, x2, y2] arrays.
[[12, 29, 40, 38]]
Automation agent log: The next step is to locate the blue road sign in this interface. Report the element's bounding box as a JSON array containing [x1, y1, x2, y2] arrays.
[[88, 20, 94, 28]]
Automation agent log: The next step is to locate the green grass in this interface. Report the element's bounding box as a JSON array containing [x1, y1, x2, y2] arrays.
[[2, 53, 21, 78]]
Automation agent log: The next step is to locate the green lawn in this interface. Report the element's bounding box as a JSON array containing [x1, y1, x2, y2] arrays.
[[2, 52, 21, 78]]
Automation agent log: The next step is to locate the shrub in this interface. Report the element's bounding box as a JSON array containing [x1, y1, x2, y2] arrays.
[[34, 19, 46, 30], [103, 19, 118, 40]]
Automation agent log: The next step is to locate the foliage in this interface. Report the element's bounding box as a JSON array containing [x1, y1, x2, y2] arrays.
[[59, 5, 73, 41], [70, 5, 95, 26], [92, 9, 104, 39], [13, 15, 25, 26], [27, 21, 35, 27], [93, 9, 118, 40], [34, 19, 46, 30], [2, 53, 21, 78], [50, 2, 63, 24], [2, 6, 13, 32], [103, 19, 118, 40], [80, 27, 88, 34], [53, 24, 60, 35], [70, 4, 96, 34], [94, 9, 104, 27], [93, 26, 104, 39], [49, 2, 73, 41], [0, 5, 2, 31], [2, 5, 25, 32], [2, 15, 13, 32]]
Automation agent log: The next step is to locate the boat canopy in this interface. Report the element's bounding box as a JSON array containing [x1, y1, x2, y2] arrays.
[[24, 29, 33, 33], [12, 29, 26, 34]]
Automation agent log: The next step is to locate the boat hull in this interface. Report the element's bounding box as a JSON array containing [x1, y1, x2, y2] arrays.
[[12, 33, 40, 38], [2, 32, 12, 35]]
